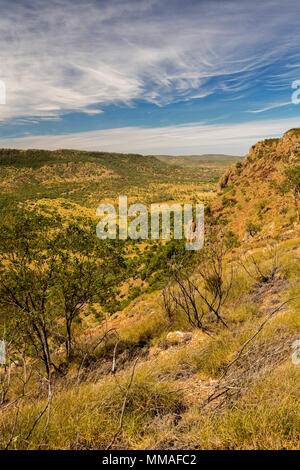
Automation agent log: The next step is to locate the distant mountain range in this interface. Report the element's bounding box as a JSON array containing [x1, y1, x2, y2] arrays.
[[155, 154, 243, 168]]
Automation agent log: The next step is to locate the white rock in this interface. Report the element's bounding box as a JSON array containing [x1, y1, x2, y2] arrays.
[[166, 331, 192, 344]]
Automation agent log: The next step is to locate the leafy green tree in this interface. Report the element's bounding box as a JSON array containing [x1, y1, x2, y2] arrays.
[[53, 251, 105, 359], [278, 166, 300, 222], [0, 212, 126, 371], [0, 239, 58, 376]]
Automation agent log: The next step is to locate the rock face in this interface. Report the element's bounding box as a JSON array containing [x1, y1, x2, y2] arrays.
[[214, 129, 300, 239], [219, 129, 300, 191]]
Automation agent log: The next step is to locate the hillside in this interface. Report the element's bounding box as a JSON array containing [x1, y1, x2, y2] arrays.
[[214, 129, 300, 240], [0, 148, 228, 213], [0, 131, 299, 450]]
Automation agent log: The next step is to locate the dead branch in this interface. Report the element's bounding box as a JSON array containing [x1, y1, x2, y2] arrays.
[[200, 295, 300, 409], [23, 373, 52, 446], [106, 357, 139, 450], [220, 295, 300, 380]]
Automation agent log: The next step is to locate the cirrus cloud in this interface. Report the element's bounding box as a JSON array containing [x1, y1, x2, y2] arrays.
[[1, 0, 300, 123]]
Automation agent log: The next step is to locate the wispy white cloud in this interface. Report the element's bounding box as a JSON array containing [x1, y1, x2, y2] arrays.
[[0, 118, 298, 155], [246, 101, 292, 113], [0, 0, 300, 122]]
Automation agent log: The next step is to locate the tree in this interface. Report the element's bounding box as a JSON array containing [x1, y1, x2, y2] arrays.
[[51, 223, 124, 359], [0, 243, 58, 376], [164, 234, 234, 331], [53, 251, 104, 359], [0, 213, 125, 369], [278, 166, 300, 222], [0, 213, 64, 375]]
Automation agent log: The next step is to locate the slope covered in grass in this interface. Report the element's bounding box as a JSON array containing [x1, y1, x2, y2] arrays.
[[0, 130, 300, 450]]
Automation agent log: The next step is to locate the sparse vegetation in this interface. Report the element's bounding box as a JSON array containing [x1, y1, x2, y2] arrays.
[[0, 131, 300, 450], [277, 166, 300, 222], [246, 220, 262, 237]]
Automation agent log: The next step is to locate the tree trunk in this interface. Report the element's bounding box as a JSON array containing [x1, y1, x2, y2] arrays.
[[32, 321, 51, 376], [294, 192, 300, 222], [65, 318, 72, 360]]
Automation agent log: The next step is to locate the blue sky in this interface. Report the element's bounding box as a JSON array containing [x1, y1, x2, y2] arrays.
[[0, 0, 300, 155]]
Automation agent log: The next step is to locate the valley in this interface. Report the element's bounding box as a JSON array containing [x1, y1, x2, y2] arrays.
[[0, 132, 299, 450]]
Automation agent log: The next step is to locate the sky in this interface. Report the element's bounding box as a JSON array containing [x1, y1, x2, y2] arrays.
[[0, 0, 300, 155]]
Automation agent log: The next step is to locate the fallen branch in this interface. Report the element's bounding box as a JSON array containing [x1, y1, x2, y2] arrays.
[[106, 357, 138, 450], [220, 295, 300, 381], [200, 295, 300, 409]]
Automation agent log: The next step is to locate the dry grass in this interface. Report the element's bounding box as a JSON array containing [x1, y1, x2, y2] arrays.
[[1, 237, 299, 450]]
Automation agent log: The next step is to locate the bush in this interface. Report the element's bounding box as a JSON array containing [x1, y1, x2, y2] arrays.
[[246, 220, 262, 237]]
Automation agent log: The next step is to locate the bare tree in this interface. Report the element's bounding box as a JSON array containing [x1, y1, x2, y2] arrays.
[[164, 236, 234, 331], [238, 244, 280, 283], [170, 268, 209, 330], [162, 282, 177, 322]]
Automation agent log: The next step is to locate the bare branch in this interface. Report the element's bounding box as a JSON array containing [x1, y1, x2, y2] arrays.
[[106, 357, 139, 450]]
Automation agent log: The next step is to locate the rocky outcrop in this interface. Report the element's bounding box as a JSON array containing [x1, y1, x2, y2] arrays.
[[219, 129, 300, 191], [214, 128, 300, 239]]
